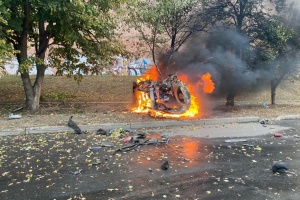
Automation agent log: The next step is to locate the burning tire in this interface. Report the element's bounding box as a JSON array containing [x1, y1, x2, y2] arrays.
[[171, 81, 191, 113], [173, 81, 190, 106]]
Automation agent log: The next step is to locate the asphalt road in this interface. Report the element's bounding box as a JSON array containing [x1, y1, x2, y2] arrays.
[[0, 119, 300, 200]]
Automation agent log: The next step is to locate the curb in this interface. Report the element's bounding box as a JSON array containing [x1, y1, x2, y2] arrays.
[[0, 116, 260, 136], [1, 115, 299, 137], [275, 115, 300, 120]]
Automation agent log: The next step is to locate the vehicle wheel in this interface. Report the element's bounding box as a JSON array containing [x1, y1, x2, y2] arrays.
[[172, 81, 191, 109]]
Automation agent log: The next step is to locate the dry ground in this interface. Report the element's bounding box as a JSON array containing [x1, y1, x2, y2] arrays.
[[0, 75, 300, 130]]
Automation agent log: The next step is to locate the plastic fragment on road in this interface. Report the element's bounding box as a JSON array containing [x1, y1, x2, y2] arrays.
[[254, 146, 262, 151], [161, 160, 169, 170], [7, 113, 22, 119], [102, 141, 115, 147], [90, 146, 103, 151], [243, 144, 254, 147], [69, 169, 83, 175], [274, 132, 283, 137], [124, 136, 132, 143], [224, 139, 247, 143]]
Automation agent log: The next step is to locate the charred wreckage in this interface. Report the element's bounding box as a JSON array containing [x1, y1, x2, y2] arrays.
[[133, 73, 191, 114]]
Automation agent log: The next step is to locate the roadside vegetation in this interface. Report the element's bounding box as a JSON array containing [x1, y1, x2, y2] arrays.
[[0, 0, 299, 113], [1, 74, 300, 105]]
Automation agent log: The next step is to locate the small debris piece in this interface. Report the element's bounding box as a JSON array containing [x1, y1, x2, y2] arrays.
[[254, 146, 262, 151], [274, 133, 283, 137], [7, 113, 22, 119], [67, 116, 82, 134], [96, 128, 110, 136], [147, 138, 159, 145], [102, 141, 115, 147], [243, 144, 254, 147], [161, 161, 169, 170], [260, 119, 269, 124], [90, 146, 102, 151], [70, 169, 83, 175], [225, 139, 247, 143], [92, 162, 101, 165], [11, 107, 23, 113], [109, 128, 125, 137], [272, 162, 298, 177], [124, 136, 132, 143], [272, 162, 288, 173]]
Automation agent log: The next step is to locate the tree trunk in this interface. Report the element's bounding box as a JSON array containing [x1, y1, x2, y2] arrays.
[[226, 93, 235, 106], [271, 80, 276, 105], [21, 13, 49, 112]]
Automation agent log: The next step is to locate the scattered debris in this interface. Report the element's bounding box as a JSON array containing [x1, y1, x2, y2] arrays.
[[161, 161, 169, 170], [113, 135, 170, 154], [67, 116, 82, 134], [70, 169, 83, 175], [113, 143, 140, 154]]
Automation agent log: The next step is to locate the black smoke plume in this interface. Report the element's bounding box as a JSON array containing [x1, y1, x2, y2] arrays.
[[157, 28, 270, 98]]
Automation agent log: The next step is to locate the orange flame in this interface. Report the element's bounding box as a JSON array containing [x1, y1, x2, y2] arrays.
[[196, 73, 215, 93], [132, 66, 215, 118]]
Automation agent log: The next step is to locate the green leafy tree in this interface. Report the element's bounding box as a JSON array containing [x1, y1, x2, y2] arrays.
[[0, 1, 14, 71], [257, 12, 300, 104], [126, 0, 204, 71], [202, 0, 287, 106], [1, 0, 125, 111]]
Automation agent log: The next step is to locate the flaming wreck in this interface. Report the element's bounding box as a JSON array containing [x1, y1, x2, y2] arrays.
[[132, 66, 215, 118]]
